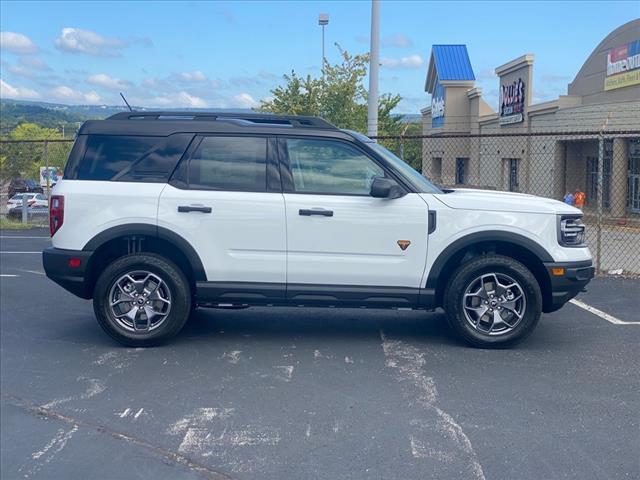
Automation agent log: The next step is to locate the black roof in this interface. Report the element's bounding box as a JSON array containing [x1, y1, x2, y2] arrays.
[[78, 111, 343, 137]]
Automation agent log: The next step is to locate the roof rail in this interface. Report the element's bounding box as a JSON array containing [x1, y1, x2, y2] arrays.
[[106, 111, 337, 129]]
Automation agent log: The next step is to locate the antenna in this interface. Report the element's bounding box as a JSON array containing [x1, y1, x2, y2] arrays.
[[119, 92, 133, 112]]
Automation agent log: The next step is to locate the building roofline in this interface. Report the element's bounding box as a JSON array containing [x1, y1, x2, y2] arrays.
[[495, 54, 535, 76]]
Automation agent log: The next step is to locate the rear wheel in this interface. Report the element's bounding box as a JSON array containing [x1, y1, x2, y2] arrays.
[[93, 253, 191, 347], [443, 254, 542, 348]]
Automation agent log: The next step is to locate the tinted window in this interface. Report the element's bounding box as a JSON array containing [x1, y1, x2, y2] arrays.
[[187, 136, 267, 191], [68, 134, 192, 182], [285, 138, 384, 195]]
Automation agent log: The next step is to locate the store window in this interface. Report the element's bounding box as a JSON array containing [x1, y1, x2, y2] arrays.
[[628, 139, 640, 213], [431, 157, 442, 183], [586, 140, 612, 209], [503, 158, 520, 192], [455, 157, 468, 185]]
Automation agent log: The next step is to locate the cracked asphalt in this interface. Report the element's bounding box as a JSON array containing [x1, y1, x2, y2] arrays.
[[1, 229, 639, 480]]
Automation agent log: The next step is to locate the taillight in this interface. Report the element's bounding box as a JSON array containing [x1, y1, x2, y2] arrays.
[[50, 195, 64, 237]]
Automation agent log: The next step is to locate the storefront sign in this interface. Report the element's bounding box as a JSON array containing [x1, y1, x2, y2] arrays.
[[431, 78, 445, 128], [604, 39, 640, 91], [499, 78, 525, 125]]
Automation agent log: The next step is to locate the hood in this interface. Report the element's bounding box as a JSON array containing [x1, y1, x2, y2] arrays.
[[431, 188, 582, 215]]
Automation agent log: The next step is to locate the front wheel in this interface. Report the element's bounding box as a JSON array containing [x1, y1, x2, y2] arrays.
[[93, 253, 191, 347], [443, 254, 542, 348]]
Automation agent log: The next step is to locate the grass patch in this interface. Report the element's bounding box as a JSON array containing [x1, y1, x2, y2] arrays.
[[0, 217, 44, 230]]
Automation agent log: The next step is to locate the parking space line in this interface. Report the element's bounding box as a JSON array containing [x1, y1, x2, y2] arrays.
[[0, 251, 42, 254], [569, 299, 640, 325], [0, 274, 18, 277], [0, 236, 50, 239]]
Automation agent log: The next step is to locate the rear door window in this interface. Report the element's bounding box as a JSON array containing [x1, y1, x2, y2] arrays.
[[186, 136, 267, 191], [67, 134, 193, 182]]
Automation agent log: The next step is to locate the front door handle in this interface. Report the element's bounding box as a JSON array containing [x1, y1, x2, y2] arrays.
[[299, 208, 333, 217], [178, 205, 212, 213]]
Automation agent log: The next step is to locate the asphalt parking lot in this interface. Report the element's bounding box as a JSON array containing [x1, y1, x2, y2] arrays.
[[1, 229, 639, 480]]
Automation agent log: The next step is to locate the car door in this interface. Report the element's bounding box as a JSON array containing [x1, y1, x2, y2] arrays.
[[158, 135, 286, 293], [280, 136, 430, 295]]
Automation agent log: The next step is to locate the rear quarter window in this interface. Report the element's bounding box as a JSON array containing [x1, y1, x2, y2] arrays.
[[64, 134, 193, 182]]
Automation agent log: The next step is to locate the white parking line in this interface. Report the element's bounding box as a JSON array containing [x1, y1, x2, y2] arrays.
[[0, 274, 18, 277], [0, 251, 42, 254], [0, 236, 50, 239], [19, 269, 46, 276], [569, 299, 640, 325]]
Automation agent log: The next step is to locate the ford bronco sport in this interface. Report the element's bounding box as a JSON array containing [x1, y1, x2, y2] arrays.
[[43, 112, 594, 347]]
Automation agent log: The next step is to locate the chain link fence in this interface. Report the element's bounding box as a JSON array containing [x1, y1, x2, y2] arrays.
[[376, 130, 640, 276], [0, 139, 73, 227], [2, 133, 639, 275]]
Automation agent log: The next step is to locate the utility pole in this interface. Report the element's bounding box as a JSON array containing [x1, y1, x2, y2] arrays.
[[367, 0, 380, 139], [318, 13, 329, 80]]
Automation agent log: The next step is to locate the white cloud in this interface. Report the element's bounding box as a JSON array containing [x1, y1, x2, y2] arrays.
[[380, 54, 424, 69], [0, 79, 40, 99], [50, 85, 101, 104], [5, 57, 51, 77], [87, 73, 129, 90], [133, 91, 207, 108], [0, 31, 39, 54], [20, 57, 50, 70], [176, 70, 207, 82], [231, 92, 259, 108], [382, 33, 412, 49], [54, 28, 127, 56]]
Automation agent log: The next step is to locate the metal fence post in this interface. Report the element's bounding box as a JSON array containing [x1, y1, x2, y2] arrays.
[[596, 135, 604, 274], [399, 134, 405, 160], [21, 188, 28, 224]]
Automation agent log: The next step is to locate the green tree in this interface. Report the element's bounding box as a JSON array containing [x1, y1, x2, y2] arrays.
[[260, 46, 404, 138], [0, 123, 68, 182]]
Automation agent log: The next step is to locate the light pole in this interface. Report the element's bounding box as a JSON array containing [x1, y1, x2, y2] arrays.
[[318, 13, 329, 78], [367, 0, 380, 139]]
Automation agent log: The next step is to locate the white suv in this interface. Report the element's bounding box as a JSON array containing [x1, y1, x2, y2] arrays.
[[43, 112, 594, 347]]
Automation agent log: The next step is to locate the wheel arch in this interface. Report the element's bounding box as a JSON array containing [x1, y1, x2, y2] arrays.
[[427, 231, 553, 310], [83, 224, 206, 296]]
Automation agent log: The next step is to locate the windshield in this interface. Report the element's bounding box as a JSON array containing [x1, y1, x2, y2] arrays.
[[346, 131, 442, 194]]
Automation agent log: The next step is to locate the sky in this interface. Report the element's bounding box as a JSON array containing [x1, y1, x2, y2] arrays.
[[0, 1, 638, 113]]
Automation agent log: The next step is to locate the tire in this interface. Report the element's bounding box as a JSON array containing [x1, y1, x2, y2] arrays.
[[443, 254, 542, 348], [93, 253, 192, 347]]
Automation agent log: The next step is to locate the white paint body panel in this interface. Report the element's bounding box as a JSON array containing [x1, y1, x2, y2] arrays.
[[52, 179, 592, 289], [283, 193, 430, 287], [51, 180, 164, 251], [419, 192, 592, 288], [158, 185, 286, 283]]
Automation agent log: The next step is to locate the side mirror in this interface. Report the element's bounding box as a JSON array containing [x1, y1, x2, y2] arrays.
[[370, 176, 405, 199]]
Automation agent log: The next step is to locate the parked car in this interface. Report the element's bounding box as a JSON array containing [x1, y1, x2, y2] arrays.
[[8, 178, 43, 198], [7, 204, 49, 221], [42, 112, 594, 348], [7, 193, 48, 209]]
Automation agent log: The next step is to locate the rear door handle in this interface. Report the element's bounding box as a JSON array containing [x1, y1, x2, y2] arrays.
[[299, 208, 333, 217], [178, 205, 212, 213]]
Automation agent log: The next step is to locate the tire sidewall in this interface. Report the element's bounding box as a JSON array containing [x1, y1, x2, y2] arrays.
[[93, 254, 191, 347], [445, 256, 542, 348]]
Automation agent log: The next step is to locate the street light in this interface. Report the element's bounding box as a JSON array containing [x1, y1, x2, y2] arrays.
[[367, 0, 380, 139], [318, 13, 329, 77]]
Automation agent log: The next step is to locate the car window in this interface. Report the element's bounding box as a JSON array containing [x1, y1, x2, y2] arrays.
[[70, 134, 192, 182], [285, 138, 384, 195], [36, 194, 47, 200], [187, 136, 267, 192], [11, 194, 23, 200]]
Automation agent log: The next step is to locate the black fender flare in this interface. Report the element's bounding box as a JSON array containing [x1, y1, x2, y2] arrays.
[[425, 230, 553, 289], [83, 223, 207, 281]]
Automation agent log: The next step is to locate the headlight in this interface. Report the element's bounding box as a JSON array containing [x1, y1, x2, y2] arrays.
[[558, 215, 586, 247]]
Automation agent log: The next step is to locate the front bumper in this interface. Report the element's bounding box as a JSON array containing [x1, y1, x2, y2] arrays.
[[543, 259, 595, 312], [42, 247, 94, 299]]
